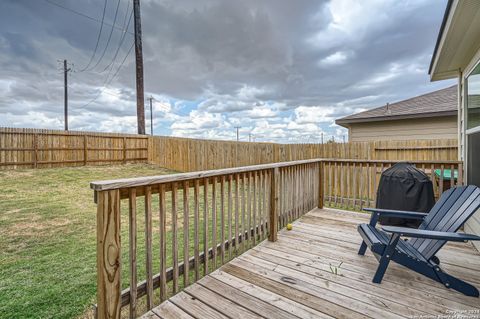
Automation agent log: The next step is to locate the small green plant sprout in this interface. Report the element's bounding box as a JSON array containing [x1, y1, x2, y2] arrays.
[[329, 261, 343, 276]]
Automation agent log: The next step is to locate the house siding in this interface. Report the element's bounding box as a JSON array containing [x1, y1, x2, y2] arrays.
[[348, 116, 457, 142]]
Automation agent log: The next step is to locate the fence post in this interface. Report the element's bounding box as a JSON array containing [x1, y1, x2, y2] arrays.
[[96, 190, 121, 319], [84, 135, 88, 166], [33, 133, 38, 169], [269, 167, 279, 242], [318, 161, 324, 209], [123, 137, 127, 164]]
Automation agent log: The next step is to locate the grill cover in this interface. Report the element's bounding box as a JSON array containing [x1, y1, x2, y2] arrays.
[[376, 162, 435, 227]]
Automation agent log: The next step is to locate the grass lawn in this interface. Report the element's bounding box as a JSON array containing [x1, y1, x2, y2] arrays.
[[0, 163, 268, 319], [0, 164, 176, 319]]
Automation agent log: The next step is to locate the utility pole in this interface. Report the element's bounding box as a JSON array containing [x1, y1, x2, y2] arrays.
[[321, 132, 324, 144], [234, 126, 241, 141], [63, 59, 71, 131], [148, 96, 153, 135], [133, 0, 145, 134], [248, 133, 252, 142]]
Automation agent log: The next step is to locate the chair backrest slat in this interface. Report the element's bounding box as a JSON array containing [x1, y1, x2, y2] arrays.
[[409, 185, 480, 260]]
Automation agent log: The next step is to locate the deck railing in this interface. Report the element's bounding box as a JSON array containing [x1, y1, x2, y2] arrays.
[[91, 158, 462, 319], [91, 159, 322, 319], [322, 159, 463, 211]]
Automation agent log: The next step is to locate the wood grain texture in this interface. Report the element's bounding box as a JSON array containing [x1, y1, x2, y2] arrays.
[[183, 180, 190, 288], [144, 186, 153, 310], [159, 184, 167, 302], [96, 190, 121, 319], [128, 189, 137, 319]]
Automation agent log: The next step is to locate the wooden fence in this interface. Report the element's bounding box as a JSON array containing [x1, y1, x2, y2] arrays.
[[0, 127, 458, 171], [148, 136, 459, 172], [91, 159, 321, 318], [0, 127, 148, 168]]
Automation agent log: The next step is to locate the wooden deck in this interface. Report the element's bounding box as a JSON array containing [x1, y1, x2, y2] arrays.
[[141, 208, 480, 319]]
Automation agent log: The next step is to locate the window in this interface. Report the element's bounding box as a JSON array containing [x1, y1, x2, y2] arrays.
[[467, 132, 480, 187], [467, 63, 480, 130], [466, 62, 480, 186]]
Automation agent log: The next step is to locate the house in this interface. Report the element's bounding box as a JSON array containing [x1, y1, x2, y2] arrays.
[[335, 86, 458, 142], [429, 0, 480, 249]]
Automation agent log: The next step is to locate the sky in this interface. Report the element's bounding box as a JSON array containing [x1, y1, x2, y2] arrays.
[[0, 0, 455, 143]]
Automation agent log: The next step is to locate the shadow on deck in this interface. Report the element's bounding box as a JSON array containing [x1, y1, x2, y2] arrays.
[[140, 208, 480, 319]]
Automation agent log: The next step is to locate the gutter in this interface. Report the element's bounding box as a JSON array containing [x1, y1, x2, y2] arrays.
[[428, 0, 454, 75]]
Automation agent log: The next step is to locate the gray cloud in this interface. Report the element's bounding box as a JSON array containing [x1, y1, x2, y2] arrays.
[[0, 0, 454, 142]]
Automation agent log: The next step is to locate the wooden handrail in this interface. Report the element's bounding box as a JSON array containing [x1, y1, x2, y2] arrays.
[[90, 158, 322, 191]]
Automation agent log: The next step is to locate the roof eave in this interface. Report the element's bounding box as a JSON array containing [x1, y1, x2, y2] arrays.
[[335, 110, 457, 126], [429, 0, 454, 77]]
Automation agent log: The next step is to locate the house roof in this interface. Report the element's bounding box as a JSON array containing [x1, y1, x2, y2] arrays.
[[335, 85, 457, 127]]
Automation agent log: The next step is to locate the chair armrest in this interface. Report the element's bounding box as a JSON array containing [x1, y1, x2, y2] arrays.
[[381, 226, 480, 242], [364, 208, 428, 220]]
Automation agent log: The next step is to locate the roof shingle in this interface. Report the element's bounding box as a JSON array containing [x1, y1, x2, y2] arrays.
[[336, 85, 457, 126]]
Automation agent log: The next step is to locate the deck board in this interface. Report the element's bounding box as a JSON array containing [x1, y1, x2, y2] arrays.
[[143, 208, 480, 318]]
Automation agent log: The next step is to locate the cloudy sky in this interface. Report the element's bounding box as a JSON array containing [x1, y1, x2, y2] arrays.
[[0, 0, 454, 143]]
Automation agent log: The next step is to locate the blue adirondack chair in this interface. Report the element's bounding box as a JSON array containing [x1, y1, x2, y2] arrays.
[[357, 185, 480, 297]]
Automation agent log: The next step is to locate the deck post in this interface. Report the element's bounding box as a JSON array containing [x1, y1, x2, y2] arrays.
[[318, 161, 323, 209], [96, 190, 121, 319], [269, 167, 279, 242]]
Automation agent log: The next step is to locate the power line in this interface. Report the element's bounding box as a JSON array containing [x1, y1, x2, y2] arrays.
[[77, 41, 134, 109], [77, 0, 108, 72], [101, 8, 133, 72], [90, 0, 122, 70], [43, 0, 134, 35]]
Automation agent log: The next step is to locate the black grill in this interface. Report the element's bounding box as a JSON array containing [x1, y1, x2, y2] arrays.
[[376, 162, 435, 227]]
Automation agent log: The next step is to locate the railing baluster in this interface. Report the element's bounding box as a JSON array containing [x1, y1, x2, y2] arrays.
[[269, 167, 279, 242], [234, 174, 240, 255], [220, 176, 225, 265], [203, 178, 209, 275], [279, 168, 284, 227], [172, 182, 179, 293], [262, 170, 267, 239], [193, 180, 200, 282], [241, 173, 246, 252], [144, 186, 153, 310], [339, 162, 344, 207], [252, 171, 257, 244], [328, 162, 333, 206], [450, 164, 455, 187], [183, 180, 190, 288], [373, 163, 377, 207], [247, 172, 252, 246], [128, 189, 137, 319], [211, 177, 217, 269], [439, 164, 444, 195], [228, 175, 233, 259], [318, 162, 323, 209], [159, 184, 167, 302]]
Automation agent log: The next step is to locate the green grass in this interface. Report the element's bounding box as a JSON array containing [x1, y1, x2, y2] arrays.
[[0, 164, 267, 319], [0, 164, 176, 319]]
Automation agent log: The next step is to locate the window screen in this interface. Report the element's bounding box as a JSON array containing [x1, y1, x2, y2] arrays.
[[467, 131, 480, 187]]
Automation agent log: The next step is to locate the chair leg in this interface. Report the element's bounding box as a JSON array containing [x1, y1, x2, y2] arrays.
[[373, 255, 391, 283], [358, 241, 367, 255], [372, 233, 400, 284]]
